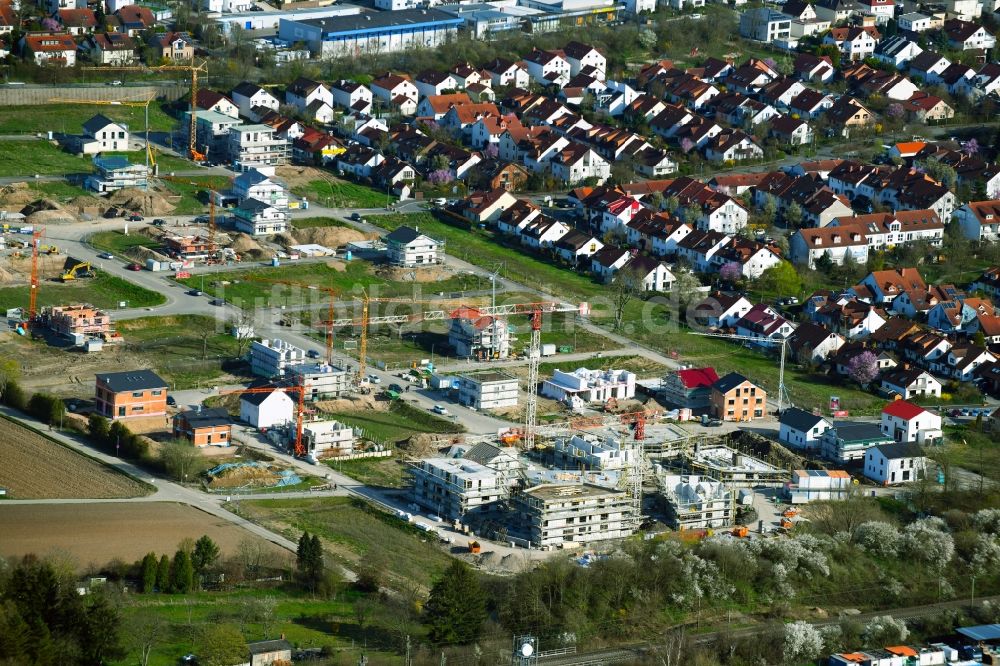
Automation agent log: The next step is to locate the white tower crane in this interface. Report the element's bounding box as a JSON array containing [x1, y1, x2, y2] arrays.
[[687, 331, 792, 414]]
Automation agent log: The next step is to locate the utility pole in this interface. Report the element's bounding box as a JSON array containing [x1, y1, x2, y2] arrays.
[[405, 635, 411, 666]]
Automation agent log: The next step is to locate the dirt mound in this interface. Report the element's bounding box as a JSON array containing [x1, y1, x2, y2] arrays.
[[205, 461, 295, 490], [229, 233, 274, 259], [315, 394, 388, 414], [376, 265, 452, 283], [26, 208, 76, 225], [398, 433, 452, 457], [21, 198, 62, 215], [107, 188, 174, 216], [291, 226, 374, 248], [275, 165, 326, 190], [0, 266, 17, 284], [0, 183, 39, 207], [67, 195, 106, 214]]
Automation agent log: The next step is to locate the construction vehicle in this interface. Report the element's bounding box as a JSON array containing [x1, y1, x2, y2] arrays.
[[82, 61, 209, 161], [61, 260, 95, 282], [39, 245, 59, 255], [468, 541, 481, 554], [779, 518, 794, 530], [731, 525, 749, 538], [782, 508, 799, 519]]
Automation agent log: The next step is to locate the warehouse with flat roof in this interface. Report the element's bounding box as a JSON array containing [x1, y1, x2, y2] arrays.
[[278, 9, 463, 59]]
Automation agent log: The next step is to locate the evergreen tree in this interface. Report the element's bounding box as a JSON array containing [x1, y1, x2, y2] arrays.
[[192, 535, 220, 585], [423, 560, 487, 645], [296, 532, 325, 591], [156, 554, 171, 593], [140, 553, 158, 593], [171, 550, 195, 594], [88, 413, 109, 446]]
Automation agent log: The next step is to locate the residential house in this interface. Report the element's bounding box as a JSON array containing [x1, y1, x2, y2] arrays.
[[789, 226, 868, 268], [692, 292, 753, 329], [22, 33, 77, 66], [232, 199, 287, 236], [858, 268, 927, 305], [194, 89, 239, 119], [172, 408, 231, 447], [524, 48, 571, 88], [590, 246, 633, 282], [908, 51, 951, 82], [414, 70, 458, 99], [285, 76, 332, 114], [897, 11, 932, 32], [711, 372, 767, 422], [233, 169, 288, 209], [449, 306, 511, 359], [739, 8, 792, 42], [824, 26, 880, 61], [148, 31, 192, 61], [881, 400, 942, 444], [245, 639, 293, 666], [114, 4, 154, 35], [825, 96, 874, 137], [822, 420, 895, 462], [231, 82, 280, 121], [622, 255, 676, 292], [704, 129, 763, 163], [793, 53, 836, 83], [330, 80, 372, 115], [858, 0, 895, 22], [735, 303, 796, 346], [240, 389, 294, 429], [880, 365, 942, 398], [85, 32, 136, 65], [385, 226, 443, 267], [563, 41, 606, 79], [483, 57, 529, 89], [371, 72, 418, 115], [82, 114, 129, 152], [944, 18, 995, 50], [95, 369, 168, 421], [660, 367, 720, 410], [863, 442, 927, 484], [955, 200, 1000, 241], [675, 229, 732, 272], [789, 321, 845, 364], [57, 8, 97, 35], [779, 407, 832, 451], [874, 35, 923, 68], [901, 92, 954, 122]]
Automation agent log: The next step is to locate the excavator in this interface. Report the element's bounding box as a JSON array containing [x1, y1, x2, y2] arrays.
[[61, 259, 95, 282]]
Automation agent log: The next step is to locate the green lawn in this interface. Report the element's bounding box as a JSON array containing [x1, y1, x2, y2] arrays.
[[0, 141, 92, 177], [114, 587, 404, 666], [290, 216, 353, 230], [537, 354, 667, 379], [240, 496, 453, 590], [160, 175, 232, 215], [0, 273, 164, 311], [177, 261, 489, 309], [323, 401, 463, 444], [88, 230, 161, 255], [29, 180, 92, 200], [0, 102, 177, 135], [116, 315, 247, 389], [327, 456, 408, 489], [292, 178, 392, 208]]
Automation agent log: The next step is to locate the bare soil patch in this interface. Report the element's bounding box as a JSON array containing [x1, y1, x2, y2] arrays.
[[0, 417, 149, 499], [0, 503, 289, 567]]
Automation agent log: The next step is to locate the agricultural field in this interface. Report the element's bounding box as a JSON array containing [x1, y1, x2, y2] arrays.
[[0, 502, 287, 567], [0, 272, 165, 311], [0, 102, 177, 135], [0, 417, 149, 499], [290, 178, 392, 208], [239, 496, 453, 590]]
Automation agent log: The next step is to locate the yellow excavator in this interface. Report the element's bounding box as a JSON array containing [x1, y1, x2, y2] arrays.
[[62, 259, 95, 282]]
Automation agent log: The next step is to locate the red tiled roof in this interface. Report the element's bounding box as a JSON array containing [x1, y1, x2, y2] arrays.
[[882, 400, 926, 419], [676, 367, 719, 389]]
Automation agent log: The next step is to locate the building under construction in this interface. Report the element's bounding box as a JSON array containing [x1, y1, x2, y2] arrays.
[[512, 483, 635, 549], [658, 473, 735, 530], [661, 442, 789, 488]]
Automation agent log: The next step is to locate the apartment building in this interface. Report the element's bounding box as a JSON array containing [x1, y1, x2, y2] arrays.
[[513, 483, 634, 549], [286, 363, 352, 400], [86, 156, 148, 193], [456, 370, 519, 410], [553, 433, 637, 470], [448, 308, 512, 360], [710, 372, 766, 422], [409, 457, 504, 520], [250, 338, 306, 378], [227, 124, 289, 173], [189, 110, 243, 162], [44, 304, 112, 338], [94, 369, 168, 421], [659, 474, 734, 529], [301, 420, 355, 458]]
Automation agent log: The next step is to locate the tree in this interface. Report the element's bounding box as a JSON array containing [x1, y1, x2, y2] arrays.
[[156, 554, 171, 593], [0, 357, 19, 396], [140, 553, 158, 593], [159, 440, 202, 481], [720, 261, 743, 284], [196, 624, 247, 666], [863, 615, 908, 645], [192, 535, 221, 583], [610, 266, 644, 332], [171, 549, 195, 593], [846, 350, 879, 386], [783, 201, 804, 228], [962, 137, 979, 156], [88, 413, 110, 446], [78, 593, 125, 665], [296, 532, 325, 592], [758, 261, 802, 301], [1, 379, 26, 410], [128, 612, 166, 666], [423, 560, 487, 645], [783, 621, 824, 664]]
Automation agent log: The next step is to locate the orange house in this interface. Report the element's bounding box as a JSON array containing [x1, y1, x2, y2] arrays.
[[173, 408, 232, 447], [95, 370, 168, 421], [710, 372, 767, 422]]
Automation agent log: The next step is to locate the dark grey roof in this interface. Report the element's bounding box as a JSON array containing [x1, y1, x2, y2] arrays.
[[296, 8, 461, 34], [463, 442, 504, 465], [830, 420, 890, 442], [247, 639, 292, 655], [176, 407, 230, 428], [385, 225, 422, 244], [96, 369, 167, 392], [232, 81, 265, 98], [240, 387, 288, 406], [237, 198, 273, 213], [83, 113, 120, 134], [779, 407, 828, 431], [872, 441, 924, 459], [713, 371, 751, 394]]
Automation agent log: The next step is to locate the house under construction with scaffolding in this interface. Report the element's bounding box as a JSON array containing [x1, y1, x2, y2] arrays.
[[662, 442, 789, 488], [512, 483, 635, 549], [658, 473, 735, 530]]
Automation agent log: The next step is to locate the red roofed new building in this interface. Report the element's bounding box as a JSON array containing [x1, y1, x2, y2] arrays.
[[880, 400, 942, 443], [661, 366, 720, 410], [448, 306, 512, 359]]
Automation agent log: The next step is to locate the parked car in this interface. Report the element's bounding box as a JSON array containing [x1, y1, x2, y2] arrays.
[[366, 374, 381, 384], [350, 212, 362, 221], [389, 383, 403, 393], [107, 80, 123, 86], [166, 396, 176, 406], [187, 289, 203, 297], [127, 213, 143, 222], [210, 298, 224, 306], [193, 215, 210, 223], [432, 405, 448, 415], [104, 206, 120, 219], [126, 263, 142, 271], [152, 218, 167, 227], [306, 349, 321, 359], [97, 252, 113, 260]]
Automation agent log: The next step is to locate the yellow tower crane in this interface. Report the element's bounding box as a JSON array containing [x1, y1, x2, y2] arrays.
[[82, 61, 209, 161]]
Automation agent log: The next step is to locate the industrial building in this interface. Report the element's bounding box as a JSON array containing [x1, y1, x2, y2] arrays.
[[301, 420, 355, 459], [784, 469, 853, 504], [286, 363, 351, 400], [658, 474, 734, 530], [540, 367, 636, 408], [448, 307, 511, 359], [512, 483, 634, 549], [456, 369, 519, 410], [408, 457, 505, 521], [277, 9, 463, 60], [552, 432, 637, 470], [250, 338, 306, 378]]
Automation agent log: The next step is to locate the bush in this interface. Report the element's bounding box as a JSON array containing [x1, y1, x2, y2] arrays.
[[1, 379, 26, 410], [26, 392, 64, 425]]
